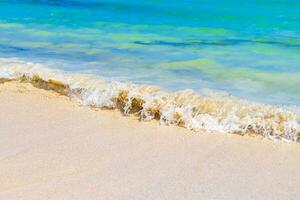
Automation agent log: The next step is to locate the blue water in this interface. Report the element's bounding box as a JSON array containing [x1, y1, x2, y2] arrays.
[[0, 0, 300, 105]]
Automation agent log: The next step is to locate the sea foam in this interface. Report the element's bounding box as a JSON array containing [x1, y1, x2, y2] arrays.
[[0, 57, 299, 142]]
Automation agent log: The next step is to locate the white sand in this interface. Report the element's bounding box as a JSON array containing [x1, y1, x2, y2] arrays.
[[0, 81, 299, 200]]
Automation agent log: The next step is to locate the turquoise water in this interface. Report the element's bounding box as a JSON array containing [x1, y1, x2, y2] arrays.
[[0, 0, 300, 105]]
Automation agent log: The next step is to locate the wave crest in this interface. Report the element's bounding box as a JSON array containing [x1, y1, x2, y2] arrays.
[[1, 57, 299, 142]]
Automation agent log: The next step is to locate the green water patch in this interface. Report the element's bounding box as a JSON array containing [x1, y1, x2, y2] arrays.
[[94, 21, 233, 35], [0, 22, 24, 29], [158, 58, 300, 93]]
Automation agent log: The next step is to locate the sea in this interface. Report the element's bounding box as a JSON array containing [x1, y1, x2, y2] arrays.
[[0, 0, 299, 141]]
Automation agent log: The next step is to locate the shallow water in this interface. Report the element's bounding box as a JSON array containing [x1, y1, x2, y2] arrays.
[[0, 58, 299, 142], [0, 0, 300, 106]]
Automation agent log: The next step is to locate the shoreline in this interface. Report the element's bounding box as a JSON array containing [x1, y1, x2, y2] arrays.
[[0, 59, 299, 142], [0, 81, 300, 199]]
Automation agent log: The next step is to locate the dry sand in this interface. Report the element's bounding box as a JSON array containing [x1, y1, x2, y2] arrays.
[[0, 81, 299, 200]]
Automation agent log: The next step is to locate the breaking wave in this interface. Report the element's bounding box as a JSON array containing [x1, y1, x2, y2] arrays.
[[0, 57, 299, 142]]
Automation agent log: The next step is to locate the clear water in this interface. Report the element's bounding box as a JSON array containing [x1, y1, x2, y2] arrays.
[[0, 0, 300, 105]]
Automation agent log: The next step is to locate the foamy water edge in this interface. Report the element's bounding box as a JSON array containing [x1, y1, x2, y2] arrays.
[[1, 57, 299, 142]]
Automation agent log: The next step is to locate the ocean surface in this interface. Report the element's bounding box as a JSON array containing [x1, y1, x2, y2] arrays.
[[0, 0, 299, 141]]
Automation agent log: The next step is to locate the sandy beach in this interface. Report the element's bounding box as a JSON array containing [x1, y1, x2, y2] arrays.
[[0, 81, 299, 200]]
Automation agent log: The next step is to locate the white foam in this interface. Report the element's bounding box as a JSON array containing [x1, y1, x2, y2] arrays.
[[0, 57, 299, 142]]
